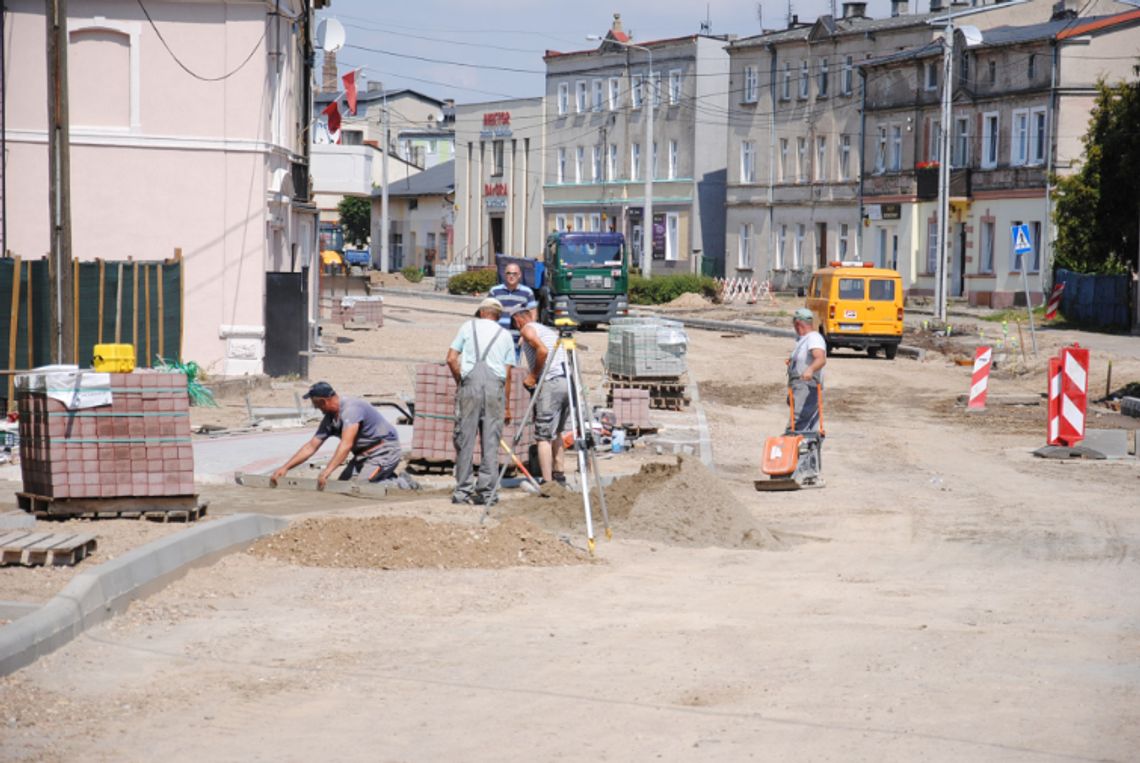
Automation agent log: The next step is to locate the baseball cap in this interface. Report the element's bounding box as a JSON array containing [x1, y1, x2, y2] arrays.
[[792, 308, 814, 322], [475, 297, 504, 316], [302, 381, 336, 399]]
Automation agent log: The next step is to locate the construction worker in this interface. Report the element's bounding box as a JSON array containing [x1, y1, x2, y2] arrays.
[[513, 306, 569, 485], [788, 307, 827, 432], [271, 382, 418, 490], [446, 297, 516, 506]]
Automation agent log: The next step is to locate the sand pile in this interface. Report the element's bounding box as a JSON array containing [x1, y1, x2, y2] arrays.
[[249, 516, 589, 570], [504, 457, 781, 550], [665, 291, 714, 309]]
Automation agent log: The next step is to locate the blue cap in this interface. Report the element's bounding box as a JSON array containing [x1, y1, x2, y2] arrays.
[[303, 381, 336, 399]]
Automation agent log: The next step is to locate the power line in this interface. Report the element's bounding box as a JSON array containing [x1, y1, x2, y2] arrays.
[[135, 0, 265, 82]]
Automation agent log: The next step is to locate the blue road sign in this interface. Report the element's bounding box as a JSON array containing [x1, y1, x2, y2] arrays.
[[1011, 224, 1033, 256]]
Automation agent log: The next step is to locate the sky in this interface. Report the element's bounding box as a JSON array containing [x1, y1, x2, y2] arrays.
[[317, 0, 919, 104]]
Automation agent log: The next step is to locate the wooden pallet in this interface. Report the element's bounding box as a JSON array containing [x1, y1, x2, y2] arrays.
[[606, 374, 690, 411], [16, 493, 207, 522], [0, 530, 98, 567]]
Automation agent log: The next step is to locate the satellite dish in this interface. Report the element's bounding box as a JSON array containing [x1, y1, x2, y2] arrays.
[[315, 18, 346, 53], [959, 25, 984, 47]]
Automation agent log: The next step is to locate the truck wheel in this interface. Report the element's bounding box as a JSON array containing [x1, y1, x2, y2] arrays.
[[884, 343, 898, 360], [867, 346, 879, 358]]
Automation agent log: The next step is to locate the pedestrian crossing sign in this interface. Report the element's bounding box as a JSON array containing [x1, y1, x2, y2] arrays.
[[1011, 224, 1033, 256]]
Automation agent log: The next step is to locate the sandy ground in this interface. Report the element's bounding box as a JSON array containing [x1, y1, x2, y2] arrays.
[[2, 292, 1139, 762]]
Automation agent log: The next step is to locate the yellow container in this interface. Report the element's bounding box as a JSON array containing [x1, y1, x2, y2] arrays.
[[92, 343, 136, 373]]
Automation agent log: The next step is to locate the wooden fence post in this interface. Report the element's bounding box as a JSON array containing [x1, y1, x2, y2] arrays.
[[7, 256, 22, 412]]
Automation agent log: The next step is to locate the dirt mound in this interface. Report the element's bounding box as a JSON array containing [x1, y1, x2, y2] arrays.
[[700, 381, 785, 409], [503, 457, 781, 550], [249, 516, 589, 570], [665, 292, 713, 309]]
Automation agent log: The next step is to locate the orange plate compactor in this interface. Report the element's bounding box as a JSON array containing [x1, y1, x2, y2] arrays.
[[755, 383, 825, 491]]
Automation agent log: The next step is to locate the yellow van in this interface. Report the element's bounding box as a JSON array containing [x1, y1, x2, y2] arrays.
[[805, 261, 904, 359]]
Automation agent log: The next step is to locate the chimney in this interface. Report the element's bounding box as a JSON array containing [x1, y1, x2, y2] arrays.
[[1051, 0, 1079, 19], [611, 12, 624, 36], [367, 80, 383, 93], [842, 2, 868, 19], [321, 50, 338, 93], [891, 0, 908, 16], [929, 0, 944, 11]]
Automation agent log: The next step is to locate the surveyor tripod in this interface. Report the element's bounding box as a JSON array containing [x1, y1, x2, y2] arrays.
[[493, 318, 611, 553]]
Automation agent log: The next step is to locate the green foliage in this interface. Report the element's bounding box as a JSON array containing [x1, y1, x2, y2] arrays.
[[1053, 77, 1140, 274], [401, 265, 424, 283], [447, 269, 497, 295], [336, 196, 371, 246], [628, 274, 719, 305], [153, 357, 218, 407]]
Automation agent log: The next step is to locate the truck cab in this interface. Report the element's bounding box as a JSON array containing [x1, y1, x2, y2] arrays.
[[542, 231, 629, 326]]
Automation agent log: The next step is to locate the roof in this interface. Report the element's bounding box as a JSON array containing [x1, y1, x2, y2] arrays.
[[544, 33, 706, 61], [1057, 7, 1140, 39], [378, 160, 454, 198], [860, 39, 943, 68], [731, 11, 937, 49]]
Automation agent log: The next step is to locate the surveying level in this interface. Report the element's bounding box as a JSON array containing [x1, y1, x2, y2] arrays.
[[492, 316, 612, 553]]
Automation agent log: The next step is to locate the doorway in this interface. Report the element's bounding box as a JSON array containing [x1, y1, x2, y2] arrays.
[[490, 216, 504, 257], [816, 222, 828, 268], [264, 271, 309, 377], [951, 222, 966, 297]]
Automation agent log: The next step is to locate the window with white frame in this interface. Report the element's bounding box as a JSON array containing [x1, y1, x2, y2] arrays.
[[573, 214, 585, 232], [925, 61, 938, 91], [652, 141, 658, 179], [926, 218, 939, 273], [631, 74, 643, 109], [794, 224, 805, 268], [782, 63, 791, 100], [799, 61, 809, 99], [741, 140, 756, 184], [816, 136, 827, 181], [739, 223, 753, 269], [650, 72, 661, 107], [608, 77, 620, 111], [982, 112, 999, 168], [555, 214, 567, 232], [875, 126, 887, 173], [631, 143, 641, 180], [665, 213, 680, 261], [744, 65, 759, 103], [953, 116, 970, 167], [576, 81, 587, 112], [797, 137, 807, 182], [590, 213, 602, 231], [980, 219, 995, 273], [1030, 107, 1047, 164], [839, 223, 849, 259], [669, 70, 682, 104], [839, 134, 851, 180], [777, 225, 787, 269], [492, 140, 504, 176], [668, 140, 678, 180], [779, 138, 789, 181], [929, 119, 941, 163], [557, 148, 566, 183], [575, 146, 584, 183], [1011, 109, 1029, 166], [558, 83, 569, 115], [890, 125, 902, 171], [608, 143, 619, 180], [592, 79, 604, 111], [592, 145, 602, 181], [818, 59, 829, 97], [843, 55, 853, 95]]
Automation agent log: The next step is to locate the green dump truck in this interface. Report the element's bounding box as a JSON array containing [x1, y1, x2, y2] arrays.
[[540, 231, 630, 327]]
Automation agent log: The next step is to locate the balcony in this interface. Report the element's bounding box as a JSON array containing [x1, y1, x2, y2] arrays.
[[914, 166, 972, 201]]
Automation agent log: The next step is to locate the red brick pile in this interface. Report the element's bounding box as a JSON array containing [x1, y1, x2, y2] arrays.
[[411, 363, 534, 465], [329, 296, 383, 327], [17, 372, 194, 499], [611, 387, 653, 429]]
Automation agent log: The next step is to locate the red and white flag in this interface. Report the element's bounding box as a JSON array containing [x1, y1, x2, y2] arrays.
[[322, 100, 341, 142], [342, 70, 358, 115]]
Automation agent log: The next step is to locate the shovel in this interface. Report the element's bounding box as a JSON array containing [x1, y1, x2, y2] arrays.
[[499, 438, 545, 496]]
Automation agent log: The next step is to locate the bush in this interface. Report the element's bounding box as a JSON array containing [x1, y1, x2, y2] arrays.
[[628, 274, 719, 305], [401, 265, 424, 283], [447, 268, 498, 295]]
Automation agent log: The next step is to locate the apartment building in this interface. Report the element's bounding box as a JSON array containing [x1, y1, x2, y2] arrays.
[[543, 14, 731, 276]]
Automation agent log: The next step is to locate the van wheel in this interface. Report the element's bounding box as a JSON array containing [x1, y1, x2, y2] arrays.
[[884, 344, 898, 360], [822, 331, 834, 356], [867, 346, 879, 358]]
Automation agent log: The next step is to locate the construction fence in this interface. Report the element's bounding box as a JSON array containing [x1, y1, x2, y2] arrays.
[[1053, 268, 1132, 330]]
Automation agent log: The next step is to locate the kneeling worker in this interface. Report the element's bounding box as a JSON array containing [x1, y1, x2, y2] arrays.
[[514, 306, 569, 485], [271, 382, 417, 490]]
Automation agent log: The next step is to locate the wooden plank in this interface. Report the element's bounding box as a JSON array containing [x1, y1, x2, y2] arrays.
[[7, 255, 21, 413], [175, 248, 183, 360], [97, 259, 105, 344], [16, 492, 202, 516], [144, 264, 151, 367], [0, 530, 33, 547], [72, 257, 79, 364], [25, 259, 33, 369], [156, 262, 164, 360], [235, 472, 389, 499], [1, 532, 55, 563]]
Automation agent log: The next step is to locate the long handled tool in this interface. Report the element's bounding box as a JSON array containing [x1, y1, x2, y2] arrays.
[[500, 438, 543, 496]]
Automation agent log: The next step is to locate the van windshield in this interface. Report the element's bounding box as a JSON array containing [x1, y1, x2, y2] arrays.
[[869, 279, 896, 301], [838, 278, 865, 300]]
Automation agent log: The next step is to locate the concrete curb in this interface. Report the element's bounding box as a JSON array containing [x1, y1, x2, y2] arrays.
[[372, 287, 481, 304], [0, 513, 288, 676]]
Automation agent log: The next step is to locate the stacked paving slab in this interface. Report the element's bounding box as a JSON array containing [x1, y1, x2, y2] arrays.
[[411, 363, 533, 465], [605, 316, 690, 410], [610, 387, 652, 430], [330, 295, 384, 327], [17, 372, 194, 499]]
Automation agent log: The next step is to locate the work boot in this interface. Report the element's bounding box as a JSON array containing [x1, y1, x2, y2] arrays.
[[551, 471, 567, 486], [451, 493, 474, 505]]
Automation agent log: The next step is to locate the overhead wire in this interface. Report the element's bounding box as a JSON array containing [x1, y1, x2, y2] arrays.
[[135, 0, 265, 82]]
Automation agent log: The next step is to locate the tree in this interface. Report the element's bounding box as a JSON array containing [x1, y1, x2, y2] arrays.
[[336, 196, 371, 247], [1053, 74, 1140, 274]]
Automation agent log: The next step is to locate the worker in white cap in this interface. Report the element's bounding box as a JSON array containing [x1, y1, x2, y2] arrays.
[[445, 297, 516, 506], [788, 307, 827, 432]]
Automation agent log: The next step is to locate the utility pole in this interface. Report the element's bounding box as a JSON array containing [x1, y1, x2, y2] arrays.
[[380, 87, 390, 273], [47, 0, 75, 363], [643, 51, 654, 278], [935, 14, 953, 324]]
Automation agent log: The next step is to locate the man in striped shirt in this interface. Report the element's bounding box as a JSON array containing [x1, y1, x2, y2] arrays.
[[489, 263, 536, 346]]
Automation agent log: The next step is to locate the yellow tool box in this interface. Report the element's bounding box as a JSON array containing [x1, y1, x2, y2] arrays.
[[92, 343, 136, 373]]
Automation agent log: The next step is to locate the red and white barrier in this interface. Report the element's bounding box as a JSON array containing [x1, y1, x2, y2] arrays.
[[967, 346, 993, 409], [1047, 357, 1062, 444], [1044, 282, 1065, 320], [1057, 344, 1089, 446]]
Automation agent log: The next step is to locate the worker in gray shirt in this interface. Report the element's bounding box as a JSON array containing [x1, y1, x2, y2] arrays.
[[271, 382, 418, 490]]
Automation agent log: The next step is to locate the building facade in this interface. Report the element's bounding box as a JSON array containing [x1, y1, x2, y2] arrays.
[[373, 160, 455, 272]]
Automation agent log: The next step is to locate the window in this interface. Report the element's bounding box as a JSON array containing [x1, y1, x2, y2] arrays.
[[776, 225, 787, 269], [1011, 109, 1029, 166], [631, 143, 641, 180], [669, 70, 682, 104], [1030, 107, 1047, 165], [839, 135, 851, 180], [843, 55, 853, 95], [960, 50, 970, 86], [668, 140, 678, 180], [341, 130, 363, 146], [650, 72, 661, 106], [592, 79, 604, 111], [575, 146, 584, 183], [741, 140, 756, 183], [980, 220, 995, 273], [953, 116, 970, 167], [665, 213, 680, 261], [928, 119, 941, 163], [779, 138, 789, 181], [590, 213, 602, 232], [838, 278, 865, 300], [1028, 54, 1037, 80], [818, 59, 829, 97], [574, 214, 585, 232], [557, 148, 566, 183], [988, 60, 996, 85], [799, 61, 809, 99], [743, 65, 759, 103], [877, 228, 888, 268], [890, 125, 902, 171], [926, 218, 939, 273], [797, 137, 807, 182], [592, 145, 602, 182], [631, 74, 643, 109], [608, 143, 619, 180], [576, 81, 587, 112], [1030, 221, 1042, 271], [652, 141, 659, 179], [816, 137, 827, 181], [739, 223, 753, 269], [558, 83, 569, 115], [555, 214, 567, 232], [839, 223, 849, 259], [875, 126, 887, 173], [925, 61, 938, 91], [782, 63, 791, 100], [869, 279, 895, 301], [492, 140, 504, 176], [794, 224, 806, 268], [982, 112, 999, 168], [608, 77, 620, 111]]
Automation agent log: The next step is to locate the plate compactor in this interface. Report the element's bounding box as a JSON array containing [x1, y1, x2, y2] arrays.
[[755, 383, 825, 491]]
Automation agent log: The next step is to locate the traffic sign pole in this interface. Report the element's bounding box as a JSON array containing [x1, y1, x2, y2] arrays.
[[1020, 257, 1038, 356], [1012, 224, 1038, 357]]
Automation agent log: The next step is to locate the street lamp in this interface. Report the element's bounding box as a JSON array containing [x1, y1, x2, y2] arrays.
[[587, 34, 654, 278]]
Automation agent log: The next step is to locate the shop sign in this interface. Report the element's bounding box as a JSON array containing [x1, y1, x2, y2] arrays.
[[480, 111, 512, 139], [483, 182, 508, 209]]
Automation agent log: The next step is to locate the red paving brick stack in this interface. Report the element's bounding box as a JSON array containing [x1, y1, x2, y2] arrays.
[[330, 296, 384, 327], [17, 372, 195, 499], [610, 387, 652, 430], [411, 363, 533, 465]]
